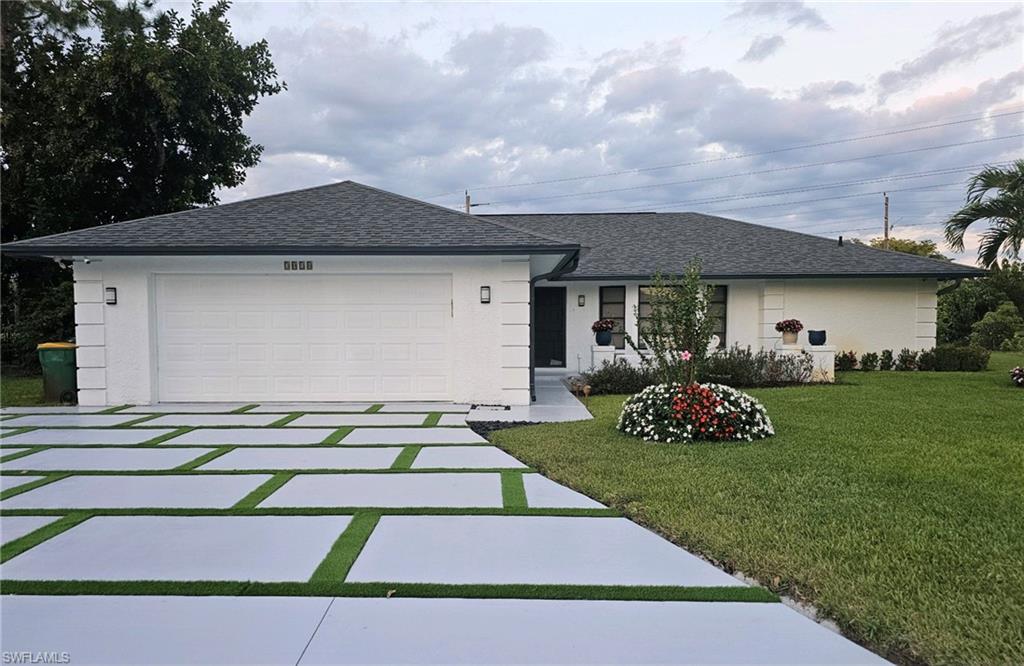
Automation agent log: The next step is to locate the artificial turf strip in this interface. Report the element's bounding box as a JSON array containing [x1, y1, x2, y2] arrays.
[[390, 446, 421, 470], [501, 470, 528, 509], [0, 507, 620, 518], [231, 473, 295, 509], [0, 474, 70, 501], [0, 446, 48, 463], [0, 467, 532, 477], [116, 414, 162, 428], [267, 413, 303, 428], [309, 511, 381, 583], [98, 405, 131, 414], [173, 446, 235, 471], [231, 404, 260, 414], [365, 404, 384, 413], [321, 426, 354, 445], [422, 412, 442, 427], [140, 427, 194, 446], [0, 512, 91, 564], [0, 579, 778, 603]]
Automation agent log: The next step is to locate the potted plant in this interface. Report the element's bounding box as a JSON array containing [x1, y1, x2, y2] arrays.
[[592, 319, 616, 346], [775, 318, 803, 344]]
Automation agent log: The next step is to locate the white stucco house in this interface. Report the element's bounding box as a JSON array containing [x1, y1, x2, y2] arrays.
[[3, 181, 982, 406]]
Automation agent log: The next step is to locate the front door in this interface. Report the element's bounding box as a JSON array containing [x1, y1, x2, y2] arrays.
[[534, 287, 566, 368]]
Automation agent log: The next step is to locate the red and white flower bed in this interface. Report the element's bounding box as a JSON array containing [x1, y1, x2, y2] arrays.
[[617, 382, 774, 443]]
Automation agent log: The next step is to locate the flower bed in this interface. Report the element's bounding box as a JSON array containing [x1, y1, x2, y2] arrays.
[[617, 382, 774, 443]]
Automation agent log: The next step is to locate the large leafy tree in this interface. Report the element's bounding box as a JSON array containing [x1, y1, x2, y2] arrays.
[[1, 0, 283, 366], [854, 237, 949, 260], [944, 160, 1024, 268]]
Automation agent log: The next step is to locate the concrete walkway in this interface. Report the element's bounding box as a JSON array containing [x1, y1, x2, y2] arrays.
[[0, 405, 885, 664]]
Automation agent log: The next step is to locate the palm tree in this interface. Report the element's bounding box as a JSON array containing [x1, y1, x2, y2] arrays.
[[944, 160, 1024, 268]]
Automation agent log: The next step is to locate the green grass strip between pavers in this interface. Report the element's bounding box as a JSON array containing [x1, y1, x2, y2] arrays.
[[98, 405, 131, 414], [321, 426, 354, 445], [0, 467, 532, 477], [390, 446, 421, 470], [173, 447, 235, 471], [0, 446, 48, 463], [267, 412, 303, 427], [0, 579, 778, 602], [309, 511, 381, 583], [0, 512, 92, 564], [140, 427, 194, 446], [501, 470, 528, 509], [422, 412, 441, 427], [364, 404, 384, 413], [231, 404, 260, 414], [116, 414, 162, 428], [0, 474, 70, 501], [231, 473, 295, 509], [0, 507, 620, 518]]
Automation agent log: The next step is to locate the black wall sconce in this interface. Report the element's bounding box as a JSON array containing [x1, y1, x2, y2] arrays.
[[578, 294, 586, 307], [480, 286, 491, 304], [104, 287, 118, 305]]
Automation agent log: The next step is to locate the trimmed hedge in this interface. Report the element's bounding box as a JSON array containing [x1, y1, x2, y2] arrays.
[[838, 345, 990, 373]]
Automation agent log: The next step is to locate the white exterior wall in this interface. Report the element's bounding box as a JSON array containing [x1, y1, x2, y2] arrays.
[[545, 277, 937, 372], [72, 255, 532, 406]]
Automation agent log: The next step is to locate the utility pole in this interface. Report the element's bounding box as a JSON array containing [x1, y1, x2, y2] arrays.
[[883, 192, 890, 250], [465, 190, 471, 214]]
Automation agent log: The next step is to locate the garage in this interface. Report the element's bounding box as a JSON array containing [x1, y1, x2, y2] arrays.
[[155, 273, 453, 402]]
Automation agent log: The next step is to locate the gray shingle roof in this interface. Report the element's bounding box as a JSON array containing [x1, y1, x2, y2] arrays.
[[2, 181, 577, 256], [480, 212, 984, 279]]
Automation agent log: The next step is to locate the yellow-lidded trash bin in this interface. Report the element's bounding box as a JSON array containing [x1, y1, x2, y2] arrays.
[[37, 342, 78, 405]]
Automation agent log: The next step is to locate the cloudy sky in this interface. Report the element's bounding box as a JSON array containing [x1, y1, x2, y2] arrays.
[[204, 1, 1021, 264]]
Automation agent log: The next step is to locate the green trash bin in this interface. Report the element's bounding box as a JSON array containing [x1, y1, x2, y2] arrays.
[[37, 342, 78, 405]]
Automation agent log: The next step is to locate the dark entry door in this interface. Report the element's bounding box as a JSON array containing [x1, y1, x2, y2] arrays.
[[534, 287, 566, 368]]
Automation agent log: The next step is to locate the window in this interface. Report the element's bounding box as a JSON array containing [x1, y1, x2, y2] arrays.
[[638, 285, 727, 348], [599, 286, 626, 349]]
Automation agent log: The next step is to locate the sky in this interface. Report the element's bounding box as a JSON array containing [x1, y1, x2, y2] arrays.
[[193, 1, 1022, 265]]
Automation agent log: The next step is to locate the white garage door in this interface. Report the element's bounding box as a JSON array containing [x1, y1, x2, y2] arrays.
[[155, 274, 453, 402]]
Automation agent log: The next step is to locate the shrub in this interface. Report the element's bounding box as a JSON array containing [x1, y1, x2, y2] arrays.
[[917, 349, 936, 371], [700, 345, 812, 387], [860, 352, 879, 371], [895, 348, 918, 371], [969, 301, 1024, 350], [617, 382, 774, 443], [0, 281, 75, 371], [836, 350, 858, 371], [879, 349, 894, 371], [1011, 367, 1024, 387], [582, 360, 657, 395], [1000, 332, 1024, 352]]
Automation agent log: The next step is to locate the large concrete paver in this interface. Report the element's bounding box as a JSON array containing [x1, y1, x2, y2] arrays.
[[199, 447, 400, 470], [0, 516, 351, 581], [301, 597, 887, 665], [0, 428, 178, 446], [1, 448, 214, 471], [0, 516, 61, 545], [0, 406, 109, 415], [260, 473, 503, 508], [1, 595, 331, 665], [379, 403, 471, 413], [523, 473, 604, 508], [142, 414, 282, 427], [342, 427, 486, 445], [247, 403, 374, 413], [120, 403, 249, 414], [288, 413, 427, 427], [411, 446, 527, 469], [0, 474, 270, 509], [346, 515, 744, 587], [0, 474, 45, 492], [169, 428, 336, 446], [0, 414, 141, 427]]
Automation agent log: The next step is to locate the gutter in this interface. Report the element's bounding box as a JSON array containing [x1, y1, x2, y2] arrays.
[[529, 249, 581, 402]]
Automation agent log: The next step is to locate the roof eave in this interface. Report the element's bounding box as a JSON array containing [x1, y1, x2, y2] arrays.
[[554, 269, 987, 281], [1, 243, 580, 258]]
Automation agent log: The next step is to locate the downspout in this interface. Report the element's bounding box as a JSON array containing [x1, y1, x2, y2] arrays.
[[529, 249, 581, 401]]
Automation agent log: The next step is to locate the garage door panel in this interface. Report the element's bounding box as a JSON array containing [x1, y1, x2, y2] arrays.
[[156, 274, 452, 402]]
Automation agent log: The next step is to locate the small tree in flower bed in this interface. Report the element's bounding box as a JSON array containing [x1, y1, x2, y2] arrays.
[[835, 350, 858, 371], [617, 382, 774, 443]]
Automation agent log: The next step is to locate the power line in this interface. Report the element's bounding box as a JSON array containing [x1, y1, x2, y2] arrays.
[[742, 200, 965, 221], [480, 133, 1022, 206], [608, 162, 1006, 212], [426, 107, 1024, 199]]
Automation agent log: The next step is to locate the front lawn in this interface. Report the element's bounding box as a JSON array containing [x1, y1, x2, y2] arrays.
[[0, 376, 51, 407], [493, 351, 1024, 665]]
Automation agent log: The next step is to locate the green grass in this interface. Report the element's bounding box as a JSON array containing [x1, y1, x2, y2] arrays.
[[0, 376, 51, 407], [500, 470, 528, 509], [231, 473, 295, 508], [492, 351, 1024, 665], [0, 512, 92, 563], [309, 511, 381, 582], [389, 446, 421, 470]]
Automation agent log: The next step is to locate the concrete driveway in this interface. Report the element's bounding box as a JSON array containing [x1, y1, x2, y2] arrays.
[[0, 404, 884, 664]]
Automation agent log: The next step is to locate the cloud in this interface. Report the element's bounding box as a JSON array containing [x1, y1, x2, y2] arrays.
[[741, 35, 786, 62], [799, 80, 866, 101], [728, 1, 830, 31], [877, 7, 1024, 101]]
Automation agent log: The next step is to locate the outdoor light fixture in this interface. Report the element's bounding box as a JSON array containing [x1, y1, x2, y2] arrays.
[[578, 294, 586, 307], [104, 287, 118, 305], [480, 286, 491, 304]]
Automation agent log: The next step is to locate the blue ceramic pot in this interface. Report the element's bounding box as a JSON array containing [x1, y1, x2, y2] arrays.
[[595, 330, 613, 346], [808, 330, 827, 346]]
